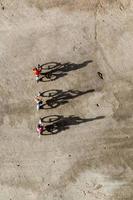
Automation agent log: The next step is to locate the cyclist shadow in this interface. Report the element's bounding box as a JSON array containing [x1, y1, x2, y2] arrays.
[[40, 89, 95, 109], [39, 60, 93, 82], [39, 62, 62, 82], [41, 115, 105, 135]]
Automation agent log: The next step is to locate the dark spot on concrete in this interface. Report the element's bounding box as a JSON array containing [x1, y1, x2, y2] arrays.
[[95, 184, 103, 190], [97, 72, 104, 79], [73, 46, 77, 51]]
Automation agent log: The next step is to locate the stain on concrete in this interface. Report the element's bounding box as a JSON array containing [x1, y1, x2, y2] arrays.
[[113, 88, 133, 121], [0, 100, 34, 127], [26, 0, 131, 11]]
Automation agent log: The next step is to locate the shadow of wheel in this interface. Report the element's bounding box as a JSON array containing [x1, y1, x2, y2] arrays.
[[47, 62, 61, 70], [41, 89, 61, 97], [45, 72, 57, 81], [43, 62, 62, 71], [42, 115, 63, 123]]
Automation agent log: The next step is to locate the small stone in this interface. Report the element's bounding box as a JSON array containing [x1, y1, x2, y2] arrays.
[[96, 104, 99, 107], [2, 6, 4, 10]]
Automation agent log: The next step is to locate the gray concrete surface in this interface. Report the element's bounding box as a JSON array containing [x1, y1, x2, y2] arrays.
[[0, 0, 133, 199]]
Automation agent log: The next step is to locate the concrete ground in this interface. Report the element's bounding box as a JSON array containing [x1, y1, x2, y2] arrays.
[[0, 0, 133, 199]]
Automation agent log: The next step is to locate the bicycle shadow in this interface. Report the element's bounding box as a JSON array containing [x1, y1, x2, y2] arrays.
[[40, 89, 95, 109], [40, 60, 93, 82], [38, 62, 61, 82], [41, 115, 105, 135], [39, 62, 61, 70]]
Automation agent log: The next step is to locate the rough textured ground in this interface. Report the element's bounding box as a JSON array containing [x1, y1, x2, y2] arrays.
[[0, 0, 133, 199]]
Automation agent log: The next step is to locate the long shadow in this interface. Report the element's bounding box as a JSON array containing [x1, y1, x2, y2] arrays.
[[59, 60, 93, 72], [41, 89, 95, 109], [41, 115, 105, 135], [40, 60, 93, 82]]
